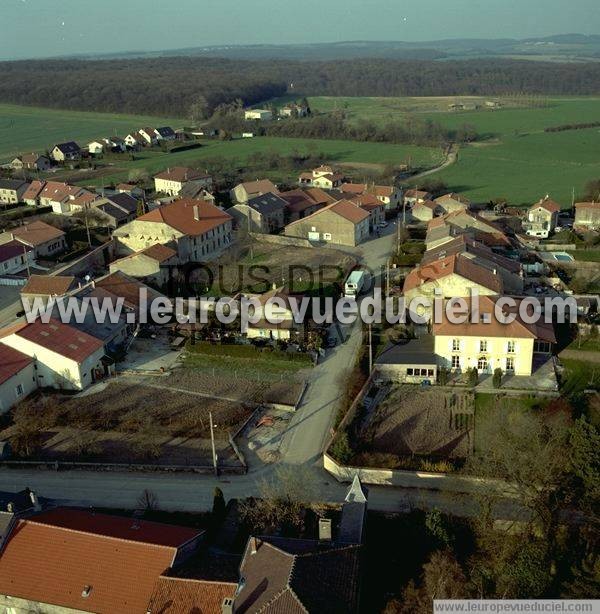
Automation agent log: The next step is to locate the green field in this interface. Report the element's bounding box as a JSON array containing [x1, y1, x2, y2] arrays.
[[2, 98, 600, 205], [72, 137, 442, 187], [273, 96, 600, 204], [0, 104, 182, 162]]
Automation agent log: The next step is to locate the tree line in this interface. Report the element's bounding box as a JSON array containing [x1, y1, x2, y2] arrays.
[[1, 57, 600, 118]]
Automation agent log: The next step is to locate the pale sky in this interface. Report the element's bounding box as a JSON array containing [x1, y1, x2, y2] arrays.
[[1, 0, 598, 60]]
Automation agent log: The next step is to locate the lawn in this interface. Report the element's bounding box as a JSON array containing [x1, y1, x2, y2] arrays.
[[72, 136, 442, 187], [569, 250, 600, 262], [0, 104, 182, 162]]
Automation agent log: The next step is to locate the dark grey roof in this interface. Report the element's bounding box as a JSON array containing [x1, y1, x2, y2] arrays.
[[376, 335, 437, 366], [52, 294, 127, 347], [97, 203, 129, 222], [246, 192, 287, 215], [156, 126, 176, 137], [0, 488, 46, 514], [54, 141, 81, 154], [338, 475, 368, 545], [0, 179, 27, 191], [106, 192, 138, 214]]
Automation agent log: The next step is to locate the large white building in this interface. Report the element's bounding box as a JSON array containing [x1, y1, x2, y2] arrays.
[[0, 318, 108, 391]]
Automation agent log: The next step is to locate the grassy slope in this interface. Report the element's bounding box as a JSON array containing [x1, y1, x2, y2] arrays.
[[301, 96, 600, 204], [2, 97, 600, 204], [0, 104, 182, 162], [75, 137, 442, 187]]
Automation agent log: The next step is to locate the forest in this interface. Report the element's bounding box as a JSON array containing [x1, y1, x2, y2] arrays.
[[1, 57, 600, 118]]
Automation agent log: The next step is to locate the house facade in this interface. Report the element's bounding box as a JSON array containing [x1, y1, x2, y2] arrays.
[[244, 109, 273, 121], [0, 179, 28, 205], [0, 344, 37, 414], [229, 192, 287, 233], [284, 199, 370, 246], [113, 198, 233, 261], [231, 179, 278, 204], [0, 241, 33, 275], [433, 296, 556, 377], [0, 319, 107, 391], [525, 196, 560, 238], [574, 202, 600, 231], [51, 142, 81, 162], [11, 153, 51, 172], [4, 220, 67, 259], [154, 167, 212, 196]]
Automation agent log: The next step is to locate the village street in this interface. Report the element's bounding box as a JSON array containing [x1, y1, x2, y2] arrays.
[[0, 223, 525, 521]]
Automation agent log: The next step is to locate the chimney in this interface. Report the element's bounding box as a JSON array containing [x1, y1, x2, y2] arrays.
[[249, 536, 258, 555], [30, 490, 42, 512], [222, 598, 234, 614], [318, 518, 332, 542]]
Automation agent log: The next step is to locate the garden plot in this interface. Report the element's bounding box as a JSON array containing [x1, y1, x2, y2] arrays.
[[359, 386, 474, 463], [2, 382, 252, 467]]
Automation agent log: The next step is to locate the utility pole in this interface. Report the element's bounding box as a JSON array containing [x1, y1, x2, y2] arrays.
[[385, 258, 390, 298], [368, 323, 373, 374], [23, 244, 30, 278], [84, 207, 92, 247], [209, 410, 218, 477]]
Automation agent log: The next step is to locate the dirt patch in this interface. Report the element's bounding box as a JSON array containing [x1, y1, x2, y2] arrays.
[[2, 383, 253, 467], [203, 238, 357, 295], [361, 386, 474, 459]]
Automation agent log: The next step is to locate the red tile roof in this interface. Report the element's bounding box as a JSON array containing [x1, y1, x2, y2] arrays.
[[287, 199, 369, 227], [140, 244, 178, 262], [22, 180, 46, 201], [575, 202, 600, 210], [93, 271, 163, 310], [10, 220, 65, 247], [433, 295, 556, 343], [21, 275, 76, 296], [147, 577, 237, 614], [0, 240, 32, 264], [0, 343, 32, 385], [403, 254, 503, 294], [31, 508, 201, 546], [137, 198, 231, 236], [154, 167, 208, 182], [531, 196, 561, 214], [10, 318, 104, 363], [237, 179, 278, 196], [0, 508, 202, 614]]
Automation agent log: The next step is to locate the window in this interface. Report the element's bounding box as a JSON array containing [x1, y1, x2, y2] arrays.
[[479, 340, 488, 352], [507, 341, 515, 353], [477, 357, 488, 372], [452, 339, 460, 351], [406, 368, 414, 376], [15, 384, 24, 397], [452, 356, 460, 369], [506, 357, 515, 372], [323, 233, 332, 241]]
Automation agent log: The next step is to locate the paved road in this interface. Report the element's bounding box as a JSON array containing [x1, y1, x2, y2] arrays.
[[0, 224, 525, 520], [279, 227, 395, 465]]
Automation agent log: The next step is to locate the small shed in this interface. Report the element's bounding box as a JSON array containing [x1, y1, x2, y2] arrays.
[[375, 335, 438, 384]]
